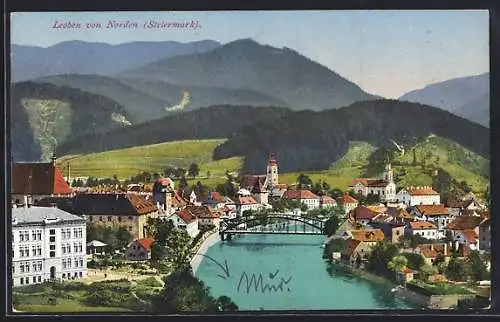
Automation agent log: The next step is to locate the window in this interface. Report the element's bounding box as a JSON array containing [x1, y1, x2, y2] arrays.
[[79, 258, 84, 267], [50, 245, 56, 251], [50, 229, 55, 235], [37, 262, 42, 271], [74, 243, 78, 253], [108, 216, 112, 222], [33, 276, 36, 283], [79, 272, 82, 277], [74, 259, 79, 267], [37, 230, 42, 240], [99, 216, 103, 221], [74, 228, 78, 238], [128, 226, 133, 231], [62, 273, 66, 278], [79, 243, 83, 253], [50, 236, 55, 243], [38, 276, 42, 282], [32, 231, 37, 240], [20, 278, 24, 285], [62, 230, 66, 239], [50, 251, 55, 258], [89, 216, 93, 222], [20, 265, 25, 273]]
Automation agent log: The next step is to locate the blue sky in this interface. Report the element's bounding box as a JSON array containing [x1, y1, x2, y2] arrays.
[[11, 10, 489, 98]]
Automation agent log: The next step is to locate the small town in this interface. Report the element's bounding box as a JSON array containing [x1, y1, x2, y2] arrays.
[[10, 152, 491, 312]]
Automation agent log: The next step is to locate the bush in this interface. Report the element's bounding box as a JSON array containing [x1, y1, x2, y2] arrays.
[[137, 277, 162, 288]]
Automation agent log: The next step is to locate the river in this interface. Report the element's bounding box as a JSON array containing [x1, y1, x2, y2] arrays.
[[194, 232, 418, 310]]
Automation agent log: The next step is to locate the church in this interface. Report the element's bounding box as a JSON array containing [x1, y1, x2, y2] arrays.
[[239, 153, 289, 202], [351, 163, 396, 202]]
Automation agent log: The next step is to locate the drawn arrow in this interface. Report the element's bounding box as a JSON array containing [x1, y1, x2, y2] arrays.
[[193, 253, 230, 279]]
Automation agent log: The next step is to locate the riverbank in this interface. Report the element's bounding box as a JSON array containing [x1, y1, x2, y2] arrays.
[[331, 260, 426, 308], [190, 231, 221, 274]]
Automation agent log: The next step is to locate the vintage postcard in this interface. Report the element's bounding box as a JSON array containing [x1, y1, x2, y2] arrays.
[[8, 10, 490, 313]]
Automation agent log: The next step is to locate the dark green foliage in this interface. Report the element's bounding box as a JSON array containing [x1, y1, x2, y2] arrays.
[[86, 225, 132, 250], [12, 81, 131, 162], [366, 241, 399, 279], [188, 163, 200, 178], [467, 250, 489, 282], [401, 253, 425, 270], [323, 238, 346, 259], [296, 174, 313, 189], [151, 267, 238, 313], [445, 255, 472, 282]]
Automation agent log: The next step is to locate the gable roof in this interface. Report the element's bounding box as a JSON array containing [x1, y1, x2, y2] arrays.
[[404, 186, 440, 196], [342, 239, 362, 256], [366, 205, 387, 214], [341, 194, 358, 204], [12, 162, 73, 195], [73, 193, 157, 216], [350, 206, 377, 220], [175, 210, 197, 224], [240, 175, 267, 191], [236, 195, 258, 205], [171, 191, 188, 207], [353, 178, 390, 188], [12, 206, 85, 225], [386, 207, 412, 220], [409, 221, 437, 230], [417, 243, 450, 258], [350, 229, 385, 242], [457, 230, 478, 243], [184, 205, 219, 218], [415, 204, 449, 216], [446, 216, 486, 230], [87, 240, 107, 247], [137, 237, 154, 252], [282, 189, 319, 200]]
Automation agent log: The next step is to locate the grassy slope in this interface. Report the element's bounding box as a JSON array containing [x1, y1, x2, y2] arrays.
[[57, 139, 242, 182], [57, 137, 488, 194]]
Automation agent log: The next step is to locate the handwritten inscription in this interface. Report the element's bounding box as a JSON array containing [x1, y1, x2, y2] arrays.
[[52, 20, 201, 30], [236, 270, 293, 294]]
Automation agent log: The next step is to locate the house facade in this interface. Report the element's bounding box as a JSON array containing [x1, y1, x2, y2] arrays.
[[341, 229, 385, 265], [395, 186, 440, 207], [282, 190, 320, 210], [170, 210, 199, 238], [409, 204, 454, 238], [320, 195, 337, 209], [12, 205, 87, 287], [125, 237, 154, 261], [407, 221, 439, 240], [184, 205, 221, 229], [73, 193, 159, 240], [339, 194, 359, 216], [348, 206, 376, 227]]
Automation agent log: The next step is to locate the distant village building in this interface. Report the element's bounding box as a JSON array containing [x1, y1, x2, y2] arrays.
[[341, 229, 385, 266], [86, 240, 107, 256], [234, 190, 262, 215], [348, 206, 377, 227], [339, 194, 359, 215], [125, 237, 154, 261], [320, 195, 337, 209], [395, 186, 440, 207], [446, 198, 485, 216], [201, 191, 234, 210], [406, 221, 439, 240], [11, 159, 74, 205], [409, 204, 454, 239], [12, 204, 87, 286], [170, 210, 199, 238], [351, 163, 396, 202], [73, 193, 159, 240], [368, 214, 405, 243], [445, 216, 487, 251], [282, 189, 320, 210], [184, 205, 221, 229]]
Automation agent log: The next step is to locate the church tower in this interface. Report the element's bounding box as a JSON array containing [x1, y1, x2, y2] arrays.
[[384, 163, 393, 183], [266, 153, 279, 189]]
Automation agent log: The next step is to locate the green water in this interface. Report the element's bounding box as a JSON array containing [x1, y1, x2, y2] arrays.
[[195, 233, 418, 310]]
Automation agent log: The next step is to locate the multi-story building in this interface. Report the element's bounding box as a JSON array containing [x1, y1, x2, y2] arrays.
[[395, 186, 441, 207], [72, 193, 159, 240], [11, 204, 87, 287], [282, 189, 320, 210], [351, 163, 396, 202]]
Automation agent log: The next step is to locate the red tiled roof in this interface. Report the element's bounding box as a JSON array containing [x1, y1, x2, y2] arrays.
[[209, 191, 226, 203], [446, 216, 485, 230], [176, 210, 197, 224], [171, 191, 188, 207], [240, 175, 267, 191], [320, 195, 336, 203], [458, 230, 478, 242], [236, 196, 258, 205], [137, 237, 154, 252], [415, 204, 449, 216], [73, 193, 157, 215], [405, 186, 439, 196], [417, 243, 449, 258], [343, 239, 362, 256], [410, 221, 437, 230], [12, 162, 73, 195], [350, 229, 385, 242], [283, 189, 319, 200], [342, 194, 358, 204], [351, 206, 377, 220], [402, 268, 413, 273], [353, 178, 389, 188], [184, 205, 220, 218]]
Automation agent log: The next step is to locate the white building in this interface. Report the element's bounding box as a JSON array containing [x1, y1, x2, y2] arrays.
[[169, 210, 199, 238], [351, 163, 396, 202], [408, 204, 455, 239], [282, 190, 320, 210], [396, 186, 441, 207], [407, 221, 439, 240], [12, 205, 87, 287]]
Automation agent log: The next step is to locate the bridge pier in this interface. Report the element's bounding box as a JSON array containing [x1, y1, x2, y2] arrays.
[[227, 233, 232, 241], [220, 232, 226, 241]]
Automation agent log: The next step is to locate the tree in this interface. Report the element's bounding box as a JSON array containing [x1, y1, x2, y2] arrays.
[[329, 188, 344, 199], [419, 264, 438, 282], [323, 214, 341, 237], [296, 174, 312, 189], [323, 238, 346, 259], [445, 255, 471, 282], [365, 193, 381, 205], [468, 250, 489, 282], [163, 166, 176, 178], [300, 203, 309, 212], [115, 226, 133, 250], [178, 176, 189, 197], [188, 163, 200, 178], [366, 241, 399, 278], [401, 253, 425, 270], [206, 171, 211, 178], [165, 228, 192, 270], [150, 241, 168, 264], [444, 231, 454, 243], [388, 255, 408, 282], [145, 217, 175, 245], [433, 252, 446, 269], [215, 296, 239, 312]]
